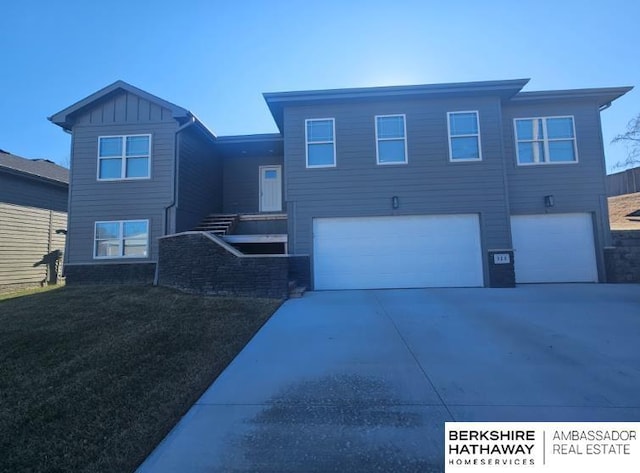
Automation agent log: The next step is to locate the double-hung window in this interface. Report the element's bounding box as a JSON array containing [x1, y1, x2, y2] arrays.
[[514, 117, 577, 165], [376, 115, 407, 164], [94, 220, 149, 259], [306, 119, 335, 168], [98, 134, 151, 180], [448, 111, 481, 161]]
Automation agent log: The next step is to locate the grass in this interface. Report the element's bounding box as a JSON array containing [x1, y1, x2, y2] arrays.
[[0, 284, 62, 302], [0, 285, 281, 473]]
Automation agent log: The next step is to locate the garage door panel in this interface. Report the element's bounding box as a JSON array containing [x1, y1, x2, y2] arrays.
[[511, 213, 598, 283], [313, 214, 483, 290]]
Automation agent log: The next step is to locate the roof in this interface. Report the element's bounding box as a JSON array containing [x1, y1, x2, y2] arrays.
[[608, 192, 640, 230], [264, 79, 531, 131], [0, 150, 69, 185], [512, 86, 633, 107], [263, 79, 633, 132], [49, 80, 192, 131]]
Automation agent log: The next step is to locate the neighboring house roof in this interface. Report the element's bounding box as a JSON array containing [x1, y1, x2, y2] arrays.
[[608, 192, 640, 230], [48, 80, 193, 132], [0, 150, 69, 185], [264, 78, 531, 131]]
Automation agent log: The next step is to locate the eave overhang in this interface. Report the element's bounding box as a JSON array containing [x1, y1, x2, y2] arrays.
[[511, 86, 633, 108], [263, 79, 531, 131]]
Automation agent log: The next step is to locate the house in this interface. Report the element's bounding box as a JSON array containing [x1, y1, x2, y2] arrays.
[[48, 79, 631, 294], [0, 150, 68, 291]]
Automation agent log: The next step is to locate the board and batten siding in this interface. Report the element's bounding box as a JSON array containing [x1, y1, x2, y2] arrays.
[[502, 99, 611, 280], [283, 95, 513, 284], [67, 91, 178, 264], [175, 126, 222, 232], [0, 202, 66, 288], [223, 155, 285, 214]]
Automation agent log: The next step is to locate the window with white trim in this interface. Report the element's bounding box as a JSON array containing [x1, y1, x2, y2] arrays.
[[376, 114, 407, 164], [514, 116, 577, 165], [305, 119, 335, 167], [98, 134, 151, 179], [448, 111, 481, 161], [94, 220, 149, 259]]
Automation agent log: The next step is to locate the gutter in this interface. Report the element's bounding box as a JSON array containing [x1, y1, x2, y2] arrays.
[[599, 102, 612, 112], [155, 115, 196, 286]]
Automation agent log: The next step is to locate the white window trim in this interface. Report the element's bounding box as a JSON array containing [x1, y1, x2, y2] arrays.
[[375, 114, 408, 165], [305, 118, 336, 168], [94, 219, 150, 259], [447, 111, 482, 162], [514, 116, 579, 166], [97, 134, 152, 181]]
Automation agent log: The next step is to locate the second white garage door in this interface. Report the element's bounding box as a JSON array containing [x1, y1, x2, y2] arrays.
[[511, 213, 598, 283], [313, 214, 483, 290]]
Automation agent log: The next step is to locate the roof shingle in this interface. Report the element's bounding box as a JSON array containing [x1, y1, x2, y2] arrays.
[[0, 150, 69, 184]]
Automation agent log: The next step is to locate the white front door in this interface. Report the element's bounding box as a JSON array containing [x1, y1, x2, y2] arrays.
[[259, 165, 282, 212]]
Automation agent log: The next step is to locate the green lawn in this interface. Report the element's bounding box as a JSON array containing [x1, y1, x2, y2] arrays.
[[0, 285, 281, 473]]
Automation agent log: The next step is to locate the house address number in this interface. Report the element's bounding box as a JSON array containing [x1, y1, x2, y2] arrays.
[[493, 253, 511, 265]]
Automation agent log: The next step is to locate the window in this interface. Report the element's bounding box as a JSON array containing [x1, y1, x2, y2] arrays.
[[306, 119, 335, 167], [94, 220, 149, 259], [98, 134, 151, 179], [376, 115, 407, 164], [448, 111, 481, 161], [514, 117, 577, 165]]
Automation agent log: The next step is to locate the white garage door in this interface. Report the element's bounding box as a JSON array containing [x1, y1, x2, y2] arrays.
[[511, 213, 598, 283], [313, 214, 483, 290]]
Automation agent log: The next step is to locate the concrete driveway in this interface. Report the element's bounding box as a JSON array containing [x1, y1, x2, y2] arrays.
[[137, 284, 640, 473]]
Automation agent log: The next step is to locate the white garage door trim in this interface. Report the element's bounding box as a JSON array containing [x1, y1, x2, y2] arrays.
[[313, 214, 484, 290], [511, 213, 598, 283]]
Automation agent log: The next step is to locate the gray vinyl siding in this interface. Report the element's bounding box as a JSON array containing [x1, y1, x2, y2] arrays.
[[283, 96, 512, 284], [503, 99, 611, 279], [0, 202, 66, 288], [223, 155, 284, 214], [175, 127, 221, 232], [0, 172, 67, 212], [66, 93, 177, 264]]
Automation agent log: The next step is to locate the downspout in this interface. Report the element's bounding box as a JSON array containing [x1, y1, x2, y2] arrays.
[[155, 114, 196, 286]]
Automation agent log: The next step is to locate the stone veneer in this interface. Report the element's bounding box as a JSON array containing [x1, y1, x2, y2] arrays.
[[605, 231, 640, 283], [158, 232, 309, 299], [487, 250, 515, 288]]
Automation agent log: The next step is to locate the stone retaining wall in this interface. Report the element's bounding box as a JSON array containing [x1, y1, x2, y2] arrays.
[[605, 231, 640, 283], [158, 232, 309, 299]]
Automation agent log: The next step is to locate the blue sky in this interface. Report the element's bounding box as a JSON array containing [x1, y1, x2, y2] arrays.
[[1, 0, 638, 171]]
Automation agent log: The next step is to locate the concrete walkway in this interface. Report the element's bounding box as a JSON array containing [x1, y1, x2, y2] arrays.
[[137, 285, 640, 472]]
